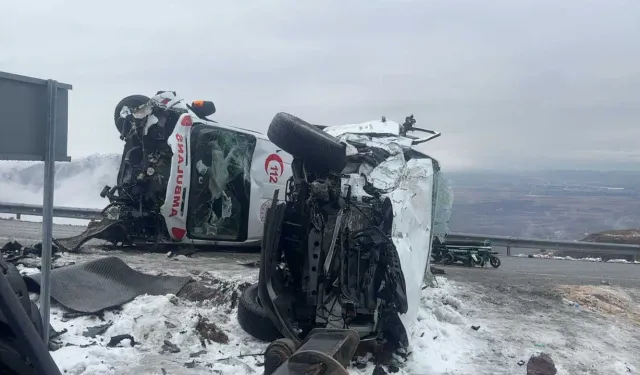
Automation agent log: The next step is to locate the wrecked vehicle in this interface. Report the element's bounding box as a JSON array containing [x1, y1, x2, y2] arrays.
[[55, 91, 292, 252], [238, 112, 453, 363]]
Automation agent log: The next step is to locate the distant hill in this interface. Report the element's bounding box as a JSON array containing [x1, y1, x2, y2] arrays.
[[0, 154, 120, 208], [446, 170, 640, 241], [582, 229, 640, 245]]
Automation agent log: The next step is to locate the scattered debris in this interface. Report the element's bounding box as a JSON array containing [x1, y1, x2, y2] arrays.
[[527, 353, 557, 375], [83, 322, 113, 338], [354, 356, 368, 369], [184, 360, 197, 368], [164, 321, 177, 329], [518, 360, 526, 366], [176, 276, 249, 310], [372, 364, 388, 375], [430, 266, 446, 275], [1, 240, 61, 265], [161, 340, 181, 353], [190, 350, 208, 358], [236, 260, 259, 268], [471, 325, 480, 331], [167, 248, 196, 258], [196, 315, 229, 345], [49, 327, 68, 340], [107, 334, 136, 348]]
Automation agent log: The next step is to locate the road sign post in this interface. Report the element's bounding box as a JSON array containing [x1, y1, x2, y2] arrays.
[[0, 71, 72, 343]]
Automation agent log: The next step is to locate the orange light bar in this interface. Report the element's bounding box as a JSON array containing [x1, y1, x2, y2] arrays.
[[192, 100, 204, 107]]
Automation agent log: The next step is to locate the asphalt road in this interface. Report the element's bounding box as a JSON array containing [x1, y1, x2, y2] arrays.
[[2, 218, 639, 288], [441, 255, 640, 288]]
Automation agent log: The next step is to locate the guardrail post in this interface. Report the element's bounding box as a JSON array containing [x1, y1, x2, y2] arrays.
[[506, 245, 511, 256], [16, 213, 21, 220]]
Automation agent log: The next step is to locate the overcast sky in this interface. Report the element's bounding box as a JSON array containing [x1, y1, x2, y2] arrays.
[[1, 0, 639, 171]]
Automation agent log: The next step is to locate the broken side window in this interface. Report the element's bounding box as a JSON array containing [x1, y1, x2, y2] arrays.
[[187, 124, 256, 241]]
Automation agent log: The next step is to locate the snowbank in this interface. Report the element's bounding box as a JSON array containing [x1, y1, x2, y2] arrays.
[[516, 253, 640, 264]]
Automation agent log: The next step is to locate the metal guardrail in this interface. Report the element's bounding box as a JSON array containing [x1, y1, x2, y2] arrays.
[[448, 232, 640, 257], [0, 202, 101, 221], [1, 202, 639, 258]]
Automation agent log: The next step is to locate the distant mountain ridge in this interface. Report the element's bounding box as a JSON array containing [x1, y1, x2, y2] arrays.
[[0, 154, 120, 208], [0, 154, 121, 188]]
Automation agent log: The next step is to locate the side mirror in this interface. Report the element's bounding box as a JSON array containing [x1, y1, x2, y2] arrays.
[[190, 100, 216, 118]]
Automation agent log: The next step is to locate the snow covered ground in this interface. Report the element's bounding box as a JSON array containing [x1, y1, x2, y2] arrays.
[[15, 250, 639, 375], [516, 253, 640, 264], [19, 255, 487, 375]]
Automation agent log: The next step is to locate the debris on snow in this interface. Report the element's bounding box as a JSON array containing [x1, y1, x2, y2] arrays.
[[107, 334, 136, 348], [526, 353, 557, 375], [83, 322, 113, 338], [161, 340, 181, 353], [196, 315, 229, 345]]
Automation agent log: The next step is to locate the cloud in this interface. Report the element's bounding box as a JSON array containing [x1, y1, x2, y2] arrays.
[[1, 0, 639, 170]]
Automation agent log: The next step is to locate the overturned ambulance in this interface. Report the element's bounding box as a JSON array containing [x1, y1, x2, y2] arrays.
[[55, 92, 294, 251]]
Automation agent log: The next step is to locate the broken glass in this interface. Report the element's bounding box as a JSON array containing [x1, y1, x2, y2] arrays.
[[187, 124, 256, 241]]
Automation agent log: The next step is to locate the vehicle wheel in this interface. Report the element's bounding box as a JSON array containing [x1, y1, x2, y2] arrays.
[[490, 256, 501, 268], [442, 253, 454, 265], [264, 338, 297, 375], [267, 112, 347, 173], [237, 284, 282, 342], [113, 95, 150, 134]]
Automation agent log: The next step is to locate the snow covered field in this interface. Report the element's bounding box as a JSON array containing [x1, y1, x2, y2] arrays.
[[14, 250, 639, 375]]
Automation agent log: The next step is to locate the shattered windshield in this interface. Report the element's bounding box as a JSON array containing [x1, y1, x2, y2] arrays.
[[187, 124, 256, 241]]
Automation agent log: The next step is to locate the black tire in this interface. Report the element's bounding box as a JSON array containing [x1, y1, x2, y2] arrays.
[[267, 112, 347, 173], [490, 256, 501, 268], [237, 284, 282, 342], [113, 95, 150, 134]]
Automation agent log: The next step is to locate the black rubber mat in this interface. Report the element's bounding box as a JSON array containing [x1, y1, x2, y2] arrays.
[[24, 256, 193, 313]]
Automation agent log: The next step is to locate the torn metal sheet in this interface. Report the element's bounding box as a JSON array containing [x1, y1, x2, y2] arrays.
[[329, 119, 453, 340]]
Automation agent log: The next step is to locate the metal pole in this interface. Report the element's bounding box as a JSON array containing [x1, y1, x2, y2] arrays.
[[40, 79, 58, 343]]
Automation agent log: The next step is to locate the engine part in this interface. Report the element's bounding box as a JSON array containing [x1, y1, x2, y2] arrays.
[[264, 329, 359, 375]]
